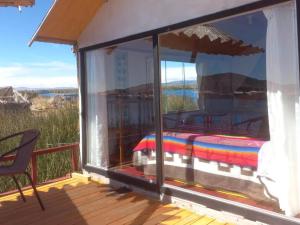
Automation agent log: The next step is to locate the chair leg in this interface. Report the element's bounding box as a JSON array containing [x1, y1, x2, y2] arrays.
[[12, 176, 26, 203], [24, 172, 45, 211]]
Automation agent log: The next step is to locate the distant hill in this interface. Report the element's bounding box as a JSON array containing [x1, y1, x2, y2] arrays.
[[162, 80, 197, 86], [16, 87, 78, 91], [199, 73, 266, 93]]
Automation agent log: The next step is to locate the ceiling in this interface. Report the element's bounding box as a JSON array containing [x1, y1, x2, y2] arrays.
[[30, 0, 104, 46]]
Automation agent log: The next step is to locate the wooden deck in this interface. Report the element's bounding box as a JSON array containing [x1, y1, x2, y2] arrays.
[[0, 177, 235, 225]]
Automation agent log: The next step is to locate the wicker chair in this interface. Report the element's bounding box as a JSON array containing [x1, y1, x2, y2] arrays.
[[0, 129, 45, 210]]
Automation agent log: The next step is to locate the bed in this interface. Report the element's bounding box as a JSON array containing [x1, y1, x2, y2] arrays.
[[133, 131, 274, 203]]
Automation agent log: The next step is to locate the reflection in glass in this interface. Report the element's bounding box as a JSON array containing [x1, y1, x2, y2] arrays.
[[159, 10, 276, 211], [85, 38, 156, 182]]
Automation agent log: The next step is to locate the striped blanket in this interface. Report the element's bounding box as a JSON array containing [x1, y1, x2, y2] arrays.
[[133, 132, 266, 168]]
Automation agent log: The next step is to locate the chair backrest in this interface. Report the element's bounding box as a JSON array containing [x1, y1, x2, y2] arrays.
[[11, 129, 40, 172]]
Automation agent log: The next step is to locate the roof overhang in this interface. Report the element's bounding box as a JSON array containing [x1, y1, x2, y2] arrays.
[[29, 0, 104, 46], [0, 0, 34, 7]]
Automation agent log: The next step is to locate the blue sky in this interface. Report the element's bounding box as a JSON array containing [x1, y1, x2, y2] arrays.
[[0, 1, 265, 89], [0, 0, 77, 89]]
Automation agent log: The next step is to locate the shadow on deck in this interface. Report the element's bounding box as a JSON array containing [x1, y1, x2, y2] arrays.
[[0, 177, 233, 225]]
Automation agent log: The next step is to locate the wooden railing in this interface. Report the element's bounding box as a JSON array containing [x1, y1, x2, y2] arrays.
[[0, 143, 80, 184]]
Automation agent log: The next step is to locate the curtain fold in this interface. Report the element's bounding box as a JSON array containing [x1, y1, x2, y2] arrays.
[[196, 61, 207, 111], [86, 50, 109, 168], [258, 1, 300, 216]]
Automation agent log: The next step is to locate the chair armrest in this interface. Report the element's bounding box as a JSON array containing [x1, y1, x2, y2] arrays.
[[0, 149, 17, 159], [0, 151, 13, 166], [0, 132, 39, 160], [0, 131, 25, 143], [0, 132, 24, 160]]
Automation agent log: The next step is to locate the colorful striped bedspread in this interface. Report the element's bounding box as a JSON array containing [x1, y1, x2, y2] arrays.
[[133, 132, 266, 168]]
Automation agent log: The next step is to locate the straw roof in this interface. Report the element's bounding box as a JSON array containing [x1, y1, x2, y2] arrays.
[[0, 0, 34, 7], [0, 86, 30, 104], [160, 24, 264, 58]]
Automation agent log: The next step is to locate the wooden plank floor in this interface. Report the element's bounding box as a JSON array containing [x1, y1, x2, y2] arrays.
[[0, 177, 235, 225]]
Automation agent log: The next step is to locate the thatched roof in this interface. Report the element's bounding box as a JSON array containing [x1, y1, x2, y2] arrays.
[[0, 86, 31, 111], [0, 86, 30, 104], [0, 0, 34, 7], [160, 24, 264, 58]]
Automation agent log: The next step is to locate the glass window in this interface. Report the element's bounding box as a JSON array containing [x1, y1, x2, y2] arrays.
[[159, 4, 293, 216], [85, 38, 156, 183]]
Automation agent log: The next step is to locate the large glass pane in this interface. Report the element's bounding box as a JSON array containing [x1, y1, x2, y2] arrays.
[[159, 6, 284, 215], [86, 49, 109, 168], [85, 38, 156, 182]]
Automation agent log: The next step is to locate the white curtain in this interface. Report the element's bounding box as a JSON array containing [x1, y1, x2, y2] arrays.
[[196, 60, 207, 111], [258, 1, 300, 216], [86, 49, 109, 168]]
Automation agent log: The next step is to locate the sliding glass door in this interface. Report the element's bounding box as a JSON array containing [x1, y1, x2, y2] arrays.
[[157, 1, 300, 218], [159, 8, 270, 208], [85, 37, 157, 183]]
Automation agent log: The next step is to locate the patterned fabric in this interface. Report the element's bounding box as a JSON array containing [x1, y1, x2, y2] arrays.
[[133, 132, 266, 168]]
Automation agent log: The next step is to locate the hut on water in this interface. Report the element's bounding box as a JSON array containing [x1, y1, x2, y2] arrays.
[[0, 86, 31, 111]]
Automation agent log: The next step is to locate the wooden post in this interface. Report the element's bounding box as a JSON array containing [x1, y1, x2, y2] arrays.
[[71, 145, 79, 171], [31, 154, 37, 185]]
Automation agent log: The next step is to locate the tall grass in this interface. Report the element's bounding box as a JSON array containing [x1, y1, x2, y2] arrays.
[[162, 94, 198, 113], [0, 105, 79, 192]]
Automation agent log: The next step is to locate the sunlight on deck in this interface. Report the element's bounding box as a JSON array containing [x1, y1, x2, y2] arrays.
[[0, 177, 234, 225]]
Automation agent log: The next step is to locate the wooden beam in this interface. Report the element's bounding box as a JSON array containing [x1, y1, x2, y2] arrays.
[[0, 0, 34, 7], [30, 35, 76, 46], [30, 0, 104, 46]]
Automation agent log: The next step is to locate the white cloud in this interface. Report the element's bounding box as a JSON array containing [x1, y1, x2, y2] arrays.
[[0, 61, 198, 88], [0, 65, 24, 78], [0, 61, 77, 88], [30, 61, 76, 71]]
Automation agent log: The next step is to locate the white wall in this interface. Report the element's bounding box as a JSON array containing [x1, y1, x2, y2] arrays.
[[78, 0, 261, 48]]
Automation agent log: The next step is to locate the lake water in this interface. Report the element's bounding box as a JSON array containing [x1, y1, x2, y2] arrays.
[[39, 93, 78, 98], [163, 89, 198, 100], [39, 93, 56, 97], [40, 90, 197, 99]]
